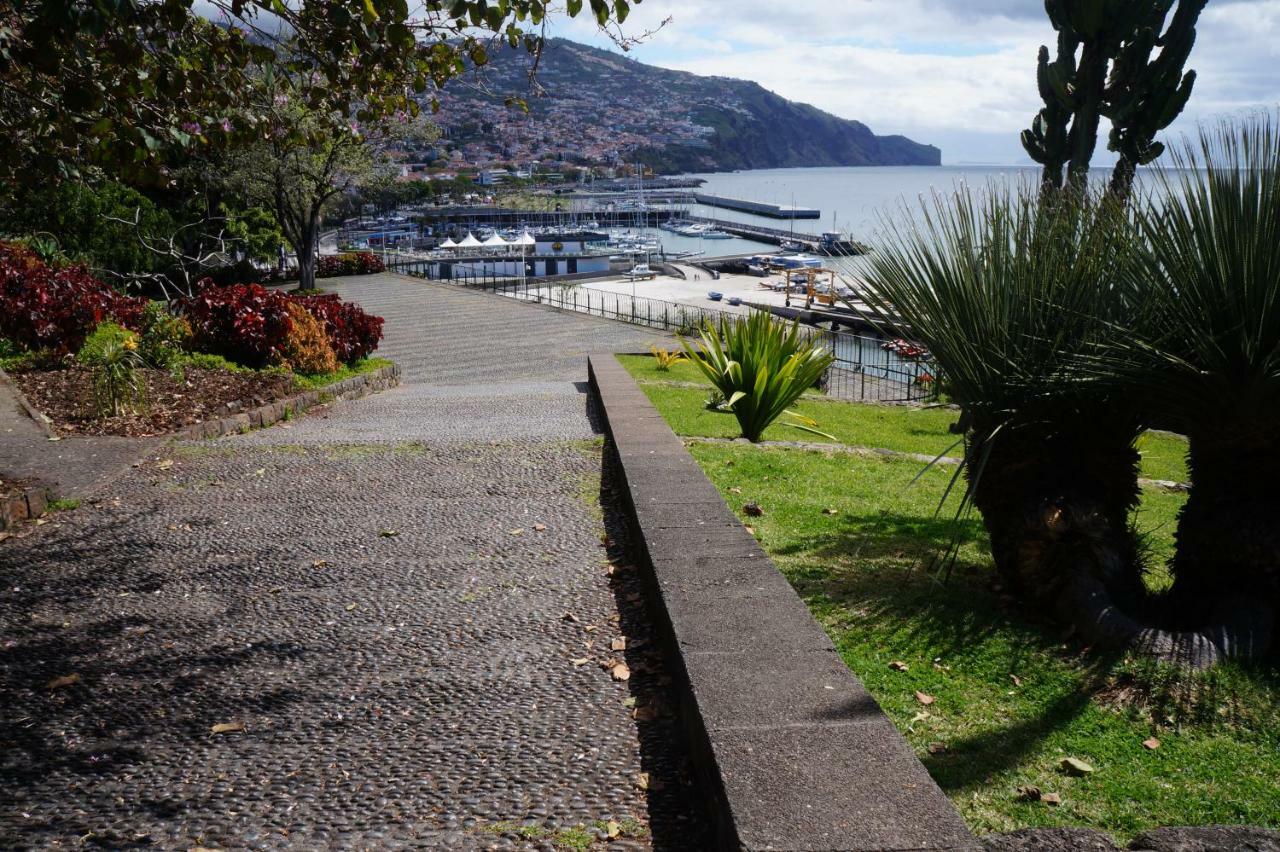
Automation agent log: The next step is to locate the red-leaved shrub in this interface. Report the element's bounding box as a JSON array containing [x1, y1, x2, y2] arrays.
[[292, 294, 384, 364], [0, 242, 146, 354], [316, 252, 385, 278], [181, 280, 295, 368]]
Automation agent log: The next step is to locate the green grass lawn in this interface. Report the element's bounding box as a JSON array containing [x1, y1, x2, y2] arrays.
[[292, 356, 393, 390], [689, 444, 1280, 839], [619, 354, 1278, 839], [616, 354, 1191, 483]]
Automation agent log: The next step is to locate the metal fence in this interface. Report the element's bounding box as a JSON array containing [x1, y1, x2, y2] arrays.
[[390, 262, 936, 403]]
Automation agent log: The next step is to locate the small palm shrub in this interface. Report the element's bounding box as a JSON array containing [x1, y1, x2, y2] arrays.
[[681, 311, 834, 442], [91, 339, 146, 417], [77, 322, 139, 366], [649, 344, 685, 371]]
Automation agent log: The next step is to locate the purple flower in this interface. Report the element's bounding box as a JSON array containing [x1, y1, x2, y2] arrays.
[[181, 121, 202, 135]]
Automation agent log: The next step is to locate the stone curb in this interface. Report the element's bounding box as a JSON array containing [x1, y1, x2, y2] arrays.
[[175, 364, 400, 441], [0, 366, 56, 439], [587, 353, 978, 852]]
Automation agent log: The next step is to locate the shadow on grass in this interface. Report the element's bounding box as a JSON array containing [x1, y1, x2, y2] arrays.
[[772, 507, 1132, 792]]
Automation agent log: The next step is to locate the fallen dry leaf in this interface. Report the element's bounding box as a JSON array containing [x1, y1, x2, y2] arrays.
[[1016, 786, 1042, 802], [1010, 674, 1023, 687], [379, 529, 399, 538], [635, 772, 650, 791], [889, 660, 909, 672], [210, 721, 245, 734], [611, 637, 627, 651], [562, 612, 579, 623], [533, 523, 547, 532], [610, 662, 631, 681], [927, 742, 948, 755], [1042, 792, 1062, 806], [914, 691, 935, 706], [728, 486, 742, 494], [571, 658, 590, 667], [633, 704, 659, 722], [46, 673, 80, 690], [1142, 737, 1161, 750], [156, 459, 174, 471], [345, 603, 357, 612], [1060, 757, 1094, 776], [605, 820, 621, 839], [507, 528, 524, 536], [909, 711, 930, 724], [312, 559, 330, 568], [744, 525, 756, 535]]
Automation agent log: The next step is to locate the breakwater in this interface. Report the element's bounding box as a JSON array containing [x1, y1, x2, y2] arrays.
[[691, 193, 821, 219]]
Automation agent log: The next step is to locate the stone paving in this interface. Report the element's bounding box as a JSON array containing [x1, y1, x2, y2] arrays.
[[0, 276, 708, 849]]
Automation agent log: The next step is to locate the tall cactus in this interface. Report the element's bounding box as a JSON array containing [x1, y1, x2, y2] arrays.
[[1104, 0, 1206, 195], [1020, 0, 1205, 197]]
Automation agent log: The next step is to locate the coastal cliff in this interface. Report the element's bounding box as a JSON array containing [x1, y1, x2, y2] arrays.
[[433, 38, 941, 173]]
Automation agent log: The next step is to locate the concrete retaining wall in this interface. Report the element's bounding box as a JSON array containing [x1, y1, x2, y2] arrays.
[[588, 353, 977, 852]]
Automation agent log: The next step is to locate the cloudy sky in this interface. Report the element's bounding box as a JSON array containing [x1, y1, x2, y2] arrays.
[[552, 0, 1280, 164]]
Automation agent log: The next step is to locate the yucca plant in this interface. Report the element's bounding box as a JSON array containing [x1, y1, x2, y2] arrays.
[[860, 181, 1167, 637], [1119, 116, 1280, 652], [681, 311, 835, 442], [92, 339, 147, 417], [649, 344, 685, 371]]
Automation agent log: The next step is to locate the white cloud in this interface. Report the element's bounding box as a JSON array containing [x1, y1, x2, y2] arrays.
[[553, 0, 1280, 163]]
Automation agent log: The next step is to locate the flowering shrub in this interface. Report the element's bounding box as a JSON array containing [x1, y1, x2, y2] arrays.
[[280, 302, 338, 374], [181, 280, 295, 368], [316, 252, 385, 278], [293, 293, 384, 364], [0, 241, 146, 353]]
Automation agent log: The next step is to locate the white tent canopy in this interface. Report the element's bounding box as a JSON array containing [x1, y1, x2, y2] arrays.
[[456, 232, 482, 248], [438, 237, 458, 248], [514, 231, 536, 246], [481, 233, 508, 247]]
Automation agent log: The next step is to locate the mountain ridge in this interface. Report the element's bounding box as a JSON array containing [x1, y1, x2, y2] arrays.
[[433, 38, 941, 173]]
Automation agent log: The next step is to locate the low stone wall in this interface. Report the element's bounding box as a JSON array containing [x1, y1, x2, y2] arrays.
[[587, 353, 978, 852], [176, 364, 400, 440]]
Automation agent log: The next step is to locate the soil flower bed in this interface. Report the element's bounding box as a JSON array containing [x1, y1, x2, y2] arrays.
[[10, 365, 295, 437]]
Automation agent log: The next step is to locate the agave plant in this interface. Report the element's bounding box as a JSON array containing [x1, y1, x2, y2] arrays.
[[858, 181, 1200, 649], [1117, 116, 1280, 656], [681, 311, 834, 442], [649, 344, 686, 371], [92, 339, 147, 417]]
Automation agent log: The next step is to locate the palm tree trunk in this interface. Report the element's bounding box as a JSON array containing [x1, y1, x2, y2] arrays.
[[1171, 424, 1280, 616], [966, 416, 1146, 608], [964, 416, 1275, 666]]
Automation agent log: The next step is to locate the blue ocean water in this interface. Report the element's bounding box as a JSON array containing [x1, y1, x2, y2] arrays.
[[682, 165, 1040, 238]]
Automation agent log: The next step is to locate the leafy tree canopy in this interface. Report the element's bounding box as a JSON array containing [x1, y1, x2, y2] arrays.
[[0, 0, 640, 187]]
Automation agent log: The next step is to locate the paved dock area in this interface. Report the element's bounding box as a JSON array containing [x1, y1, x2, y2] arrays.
[[0, 275, 707, 849]]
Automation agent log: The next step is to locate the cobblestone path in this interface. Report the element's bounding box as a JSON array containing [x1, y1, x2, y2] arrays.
[[0, 277, 708, 849]]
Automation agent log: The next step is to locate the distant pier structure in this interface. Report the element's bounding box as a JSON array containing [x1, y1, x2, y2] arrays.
[[691, 194, 821, 220]]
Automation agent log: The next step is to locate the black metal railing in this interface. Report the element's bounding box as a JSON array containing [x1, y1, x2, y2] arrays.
[[391, 263, 937, 402]]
